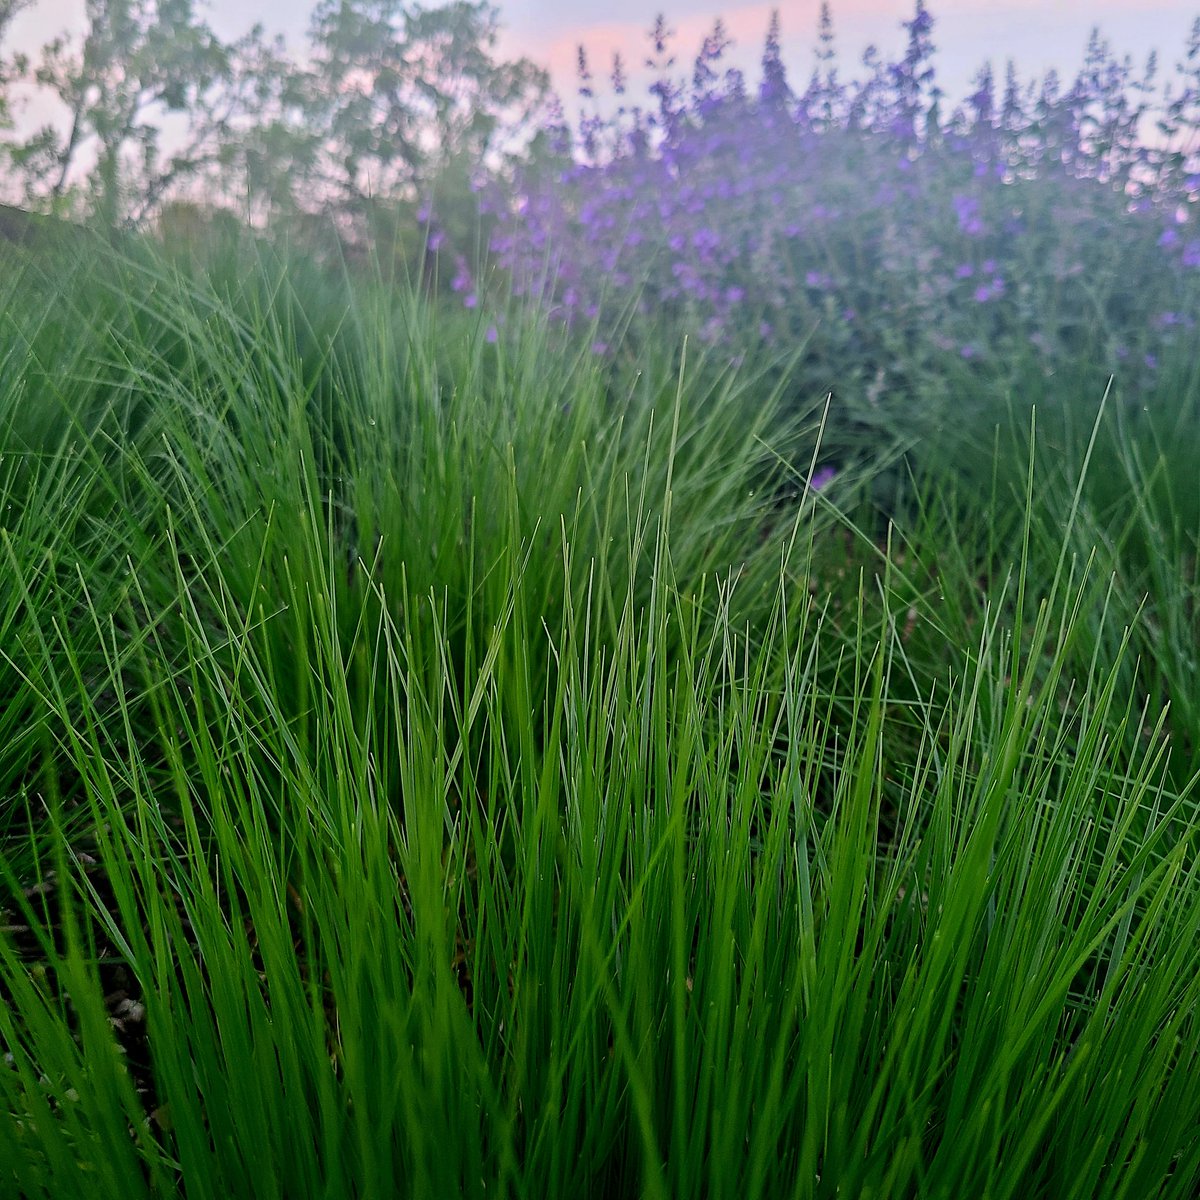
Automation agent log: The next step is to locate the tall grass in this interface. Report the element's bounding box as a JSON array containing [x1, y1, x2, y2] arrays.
[[1, 234, 1198, 1198]]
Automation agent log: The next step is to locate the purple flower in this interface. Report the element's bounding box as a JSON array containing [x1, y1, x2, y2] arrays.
[[955, 263, 975, 279], [1144, 354, 1159, 370], [808, 465, 837, 491], [960, 344, 979, 360], [1159, 229, 1180, 248], [724, 286, 745, 303], [591, 340, 608, 355], [485, 325, 498, 343], [428, 229, 446, 252], [973, 284, 992, 303], [464, 293, 478, 309], [953, 194, 984, 236], [1182, 241, 1200, 268]]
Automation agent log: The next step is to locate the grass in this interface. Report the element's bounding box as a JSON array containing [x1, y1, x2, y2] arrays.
[[0, 230, 1198, 1198]]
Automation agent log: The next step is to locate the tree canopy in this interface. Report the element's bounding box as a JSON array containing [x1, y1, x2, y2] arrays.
[[0, 0, 548, 229]]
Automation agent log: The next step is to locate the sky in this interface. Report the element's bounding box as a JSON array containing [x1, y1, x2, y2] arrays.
[[495, 1, 1197, 108], [6, 0, 1199, 126]]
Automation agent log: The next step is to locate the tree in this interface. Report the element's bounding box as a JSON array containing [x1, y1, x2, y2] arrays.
[[304, 0, 550, 212], [3, 0, 265, 227], [1, 0, 553, 236], [191, 30, 323, 228], [0, 0, 31, 130]]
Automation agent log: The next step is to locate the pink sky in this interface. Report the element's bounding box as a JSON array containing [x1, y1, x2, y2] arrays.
[[494, 2, 1196, 114], [6, 1, 1197, 122]]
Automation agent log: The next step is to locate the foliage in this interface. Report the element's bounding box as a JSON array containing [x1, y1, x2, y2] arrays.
[[0, 0, 550, 231], [1, 0, 264, 226], [303, 0, 549, 212], [460, 4, 1200, 462], [0, 0, 29, 129]]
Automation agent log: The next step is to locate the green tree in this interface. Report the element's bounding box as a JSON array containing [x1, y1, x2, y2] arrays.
[[304, 0, 550, 211], [4, 0, 266, 227], [0, 0, 31, 130], [178, 27, 323, 229]]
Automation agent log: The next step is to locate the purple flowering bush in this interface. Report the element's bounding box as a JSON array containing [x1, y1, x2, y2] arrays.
[[430, 3, 1200, 462]]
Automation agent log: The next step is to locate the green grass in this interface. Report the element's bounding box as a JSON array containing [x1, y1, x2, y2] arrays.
[[0, 232, 1198, 1198]]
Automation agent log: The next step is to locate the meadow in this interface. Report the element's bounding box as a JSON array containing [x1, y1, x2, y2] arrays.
[[3, 7, 1200, 1198]]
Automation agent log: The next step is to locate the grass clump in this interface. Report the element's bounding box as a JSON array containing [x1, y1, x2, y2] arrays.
[[0, 235, 1197, 1199]]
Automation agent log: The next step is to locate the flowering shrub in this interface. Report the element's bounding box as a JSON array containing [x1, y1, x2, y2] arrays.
[[428, 2, 1200, 458]]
